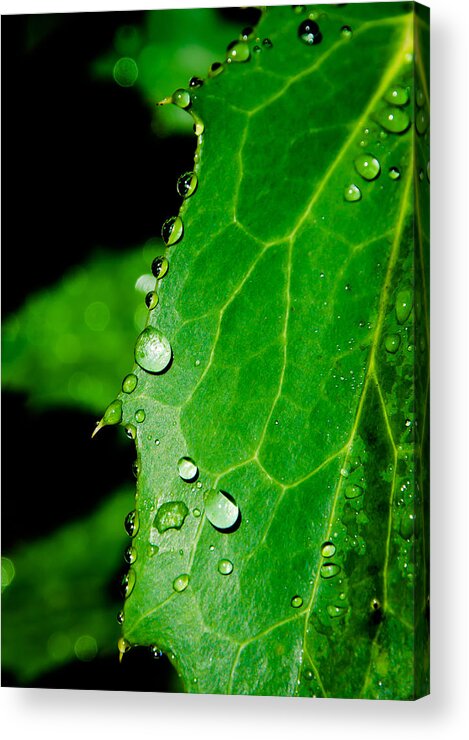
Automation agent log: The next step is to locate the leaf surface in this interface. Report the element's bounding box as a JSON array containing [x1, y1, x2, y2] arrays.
[[112, 3, 429, 699]]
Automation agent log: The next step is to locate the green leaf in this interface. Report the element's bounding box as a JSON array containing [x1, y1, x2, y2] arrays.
[[1, 488, 133, 682], [110, 4, 429, 699], [2, 246, 163, 413]]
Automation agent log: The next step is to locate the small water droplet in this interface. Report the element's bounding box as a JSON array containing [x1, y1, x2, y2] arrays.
[[340, 25, 352, 39], [189, 76, 203, 88], [327, 604, 348, 618], [303, 668, 314, 680], [321, 541, 336, 558], [124, 510, 139, 537], [399, 513, 414, 540], [226, 40, 250, 63], [116, 610, 125, 625], [384, 85, 409, 106], [122, 373, 138, 394], [209, 545, 215, 552], [375, 106, 410, 134], [405, 418, 412, 428], [121, 568, 136, 598], [173, 573, 189, 592], [125, 424, 136, 440], [145, 291, 158, 310], [171, 88, 191, 109], [135, 408, 146, 423], [177, 456, 198, 482], [103, 399, 123, 426], [113, 57, 138, 88], [388, 166, 401, 180], [176, 171, 198, 198], [291, 595, 303, 608], [154, 501, 189, 533], [384, 333, 401, 354], [298, 19, 322, 45], [208, 62, 224, 77], [132, 460, 139, 478], [344, 184, 361, 202], [395, 289, 413, 324], [218, 558, 234, 575], [204, 490, 240, 531], [253, 45, 261, 53], [354, 153, 381, 180], [150, 645, 163, 659], [345, 483, 363, 499], [262, 37, 273, 48], [193, 120, 204, 136], [124, 544, 137, 564], [147, 544, 159, 557], [134, 326, 172, 373], [161, 216, 183, 246], [193, 508, 201, 518], [155, 438, 160, 446], [151, 256, 169, 279], [415, 108, 429, 135], [320, 563, 341, 579], [241, 26, 253, 41]]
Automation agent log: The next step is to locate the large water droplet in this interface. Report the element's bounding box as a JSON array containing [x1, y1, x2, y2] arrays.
[[344, 184, 361, 202], [124, 544, 137, 564], [395, 289, 413, 324], [117, 637, 131, 661], [354, 153, 381, 180], [218, 559, 234, 575], [173, 573, 189, 592], [208, 62, 224, 77], [145, 291, 158, 310], [321, 541, 336, 558], [121, 568, 136, 598], [385, 333, 401, 354], [291, 595, 303, 608], [320, 563, 341, 579], [124, 510, 139, 537], [375, 106, 410, 134], [384, 85, 409, 106], [176, 172, 198, 198], [388, 166, 401, 180], [345, 483, 363, 499], [204, 490, 240, 531], [298, 19, 322, 45], [226, 40, 250, 63], [172, 88, 191, 109], [161, 216, 183, 246], [103, 399, 122, 426], [177, 456, 198, 482], [154, 501, 189, 533], [135, 408, 146, 423], [151, 256, 169, 279], [122, 373, 138, 394], [134, 327, 172, 373]]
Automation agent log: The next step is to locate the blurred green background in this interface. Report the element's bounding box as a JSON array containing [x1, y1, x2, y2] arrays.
[[1, 6, 260, 691]]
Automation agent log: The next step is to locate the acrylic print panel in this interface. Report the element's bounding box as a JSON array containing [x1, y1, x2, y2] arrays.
[[1, 3, 429, 699]]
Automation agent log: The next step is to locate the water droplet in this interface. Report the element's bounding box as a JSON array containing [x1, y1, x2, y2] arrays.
[[384, 85, 409, 106], [154, 501, 189, 533], [113, 57, 138, 87], [415, 108, 429, 135], [147, 544, 159, 557], [345, 483, 363, 499], [125, 424, 136, 440], [262, 38, 273, 48], [384, 333, 401, 354], [103, 399, 123, 426], [172, 88, 191, 109], [124, 544, 137, 564], [375, 106, 410, 133], [426, 161, 430, 181], [218, 559, 234, 575], [189, 76, 203, 88], [371, 598, 380, 610], [298, 19, 322, 45], [405, 418, 412, 428], [135, 408, 146, 423], [177, 456, 198, 482], [117, 637, 131, 660], [291, 595, 303, 608], [204, 490, 240, 531], [388, 166, 401, 180], [320, 563, 341, 579], [327, 604, 348, 618], [176, 171, 198, 198], [340, 25, 352, 39], [292, 5, 306, 14], [145, 291, 158, 310], [226, 40, 250, 63], [161, 216, 183, 246], [253, 45, 261, 53], [303, 668, 314, 680], [124, 510, 139, 537], [395, 289, 413, 324], [173, 573, 189, 592], [416, 88, 425, 107], [419, 168, 424, 182], [116, 610, 125, 625], [121, 568, 136, 598], [134, 326, 172, 373], [151, 256, 169, 279], [399, 513, 414, 540], [122, 373, 138, 394], [344, 184, 361, 202], [155, 439, 160, 446], [193, 508, 201, 518], [354, 153, 380, 180], [193, 120, 204, 136], [321, 541, 336, 558], [151, 645, 163, 659], [241, 26, 253, 40], [132, 460, 139, 478], [208, 62, 224, 77]]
